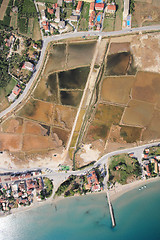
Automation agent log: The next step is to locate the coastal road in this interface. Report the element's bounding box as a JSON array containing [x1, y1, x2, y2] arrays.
[[0, 25, 160, 119]]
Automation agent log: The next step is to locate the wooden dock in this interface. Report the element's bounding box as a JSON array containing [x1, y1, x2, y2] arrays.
[[106, 191, 116, 228]]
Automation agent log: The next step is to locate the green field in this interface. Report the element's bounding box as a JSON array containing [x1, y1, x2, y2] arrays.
[[109, 153, 142, 185], [78, 2, 89, 31], [5, 78, 17, 95], [103, 17, 115, 32]]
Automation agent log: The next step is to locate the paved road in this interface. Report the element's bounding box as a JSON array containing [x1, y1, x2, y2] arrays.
[[0, 25, 160, 119]]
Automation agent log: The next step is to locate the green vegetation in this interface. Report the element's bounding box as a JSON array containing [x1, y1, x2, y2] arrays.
[[55, 175, 76, 196], [0, 31, 12, 88], [40, 177, 53, 199], [0, 0, 14, 27], [148, 146, 160, 156], [15, 0, 38, 36], [78, 2, 89, 31], [109, 153, 142, 185], [129, 0, 135, 14]]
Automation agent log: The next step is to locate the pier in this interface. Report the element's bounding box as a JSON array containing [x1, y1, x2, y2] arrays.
[[106, 190, 116, 228]]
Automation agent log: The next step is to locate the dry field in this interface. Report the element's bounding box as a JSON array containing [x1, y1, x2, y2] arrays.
[[132, 71, 160, 104], [52, 127, 70, 145], [122, 100, 154, 127], [0, 0, 9, 20], [22, 135, 60, 152], [18, 99, 54, 125], [54, 104, 77, 130], [24, 121, 48, 136], [2, 117, 24, 134], [101, 76, 135, 105], [109, 42, 130, 55], [132, 1, 160, 27], [0, 133, 22, 152], [0, 89, 9, 112], [131, 33, 160, 73]]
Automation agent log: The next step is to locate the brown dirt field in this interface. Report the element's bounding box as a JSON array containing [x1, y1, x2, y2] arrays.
[[67, 41, 96, 68], [22, 135, 58, 151], [109, 43, 130, 55], [132, 1, 160, 27], [101, 76, 135, 104], [0, 0, 9, 20], [54, 104, 77, 130], [24, 121, 48, 136], [122, 100, 154, 127], [2, 117, 24, 134], [18, 99, 54, 125], [0, 133, 22, 152], [95, 104, 124, 126], [120, 125, 142, 143], [52, 127, 70, 145], [142, 110, 160, 141], [85, 120, 110, 142], [132, 71, 160, 104], [131, 33, 160, 73]]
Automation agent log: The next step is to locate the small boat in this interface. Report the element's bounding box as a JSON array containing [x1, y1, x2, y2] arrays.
[[141, 186, 144, 189], [139, 188, 141, 190], [144, 185, 146, 188]]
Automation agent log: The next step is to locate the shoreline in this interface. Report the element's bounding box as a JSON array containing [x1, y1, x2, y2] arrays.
[[2, 177, 160, 217], [109, 177, 160, 202]]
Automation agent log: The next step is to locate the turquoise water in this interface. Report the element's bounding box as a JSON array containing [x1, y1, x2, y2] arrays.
[[1, 181, 160, 240]]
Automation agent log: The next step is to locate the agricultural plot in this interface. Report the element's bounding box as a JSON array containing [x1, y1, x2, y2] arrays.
[[78, 2, 89, 31], [24, 121, 49, 136], [54, 104, 77, 130], [132, 71, 160, 104], [67, 41, 96, 68], [44, 44, 66, 76], [60, 90, 83, 107], [52, 127, 70, 145], [101, 76, 135, 104], [114, 0, 123, 31], [122, 100, 154, 127], [0, 133, 22, 152], [106, 52, 132, 76], [119, 126, 142, 143], [109, 42, 130, 55], [2, 117, 24, 134], [18, 99, 54, 125]]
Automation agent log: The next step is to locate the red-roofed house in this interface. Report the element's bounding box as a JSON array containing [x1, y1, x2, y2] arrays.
[[106, 2, 116, 13], [95, 3, 104, 11], [76, 1, 82, 14], [42, 21, 50, 32], [47, 8, 54, 14], [12, 85, 21, 96], [89, 11, 95, 27], [89, 2, 94, 16], [87, 170, 100, 192], [145, 164, 151, 177]]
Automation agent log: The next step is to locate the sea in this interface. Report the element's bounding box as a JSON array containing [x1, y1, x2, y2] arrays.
[[1, 180, 160, 240]]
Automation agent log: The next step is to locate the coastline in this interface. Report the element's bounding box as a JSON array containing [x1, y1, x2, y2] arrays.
[[109, 177, 160, 202], [2, 177, 160, 217]]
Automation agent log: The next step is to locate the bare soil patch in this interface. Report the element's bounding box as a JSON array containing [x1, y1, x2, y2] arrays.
[[25, 121, 48, 136], [120, 125, 142, 143], [2, 117, 24, 134], [101, 76, 135, 104], [52, 127, 70, 145], [54, 104, 77, 130], [22, 135, 61, 152], [0, 133, 22, 152], [122, 100, 154, 127]]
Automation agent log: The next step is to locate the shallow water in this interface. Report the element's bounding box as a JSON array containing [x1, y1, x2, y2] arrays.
[[1, 181, 160, 240]]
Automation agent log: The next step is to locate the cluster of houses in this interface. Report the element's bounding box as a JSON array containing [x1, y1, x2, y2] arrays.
[[0, 170, 50, 212], [86, 170, 101, 192], [37, 0, 117, 34], [89, 1, 116, 30], [142, 148, 160, 177]]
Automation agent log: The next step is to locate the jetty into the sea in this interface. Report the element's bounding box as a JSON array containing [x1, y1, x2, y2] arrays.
[[106, 190, 116, 228]]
